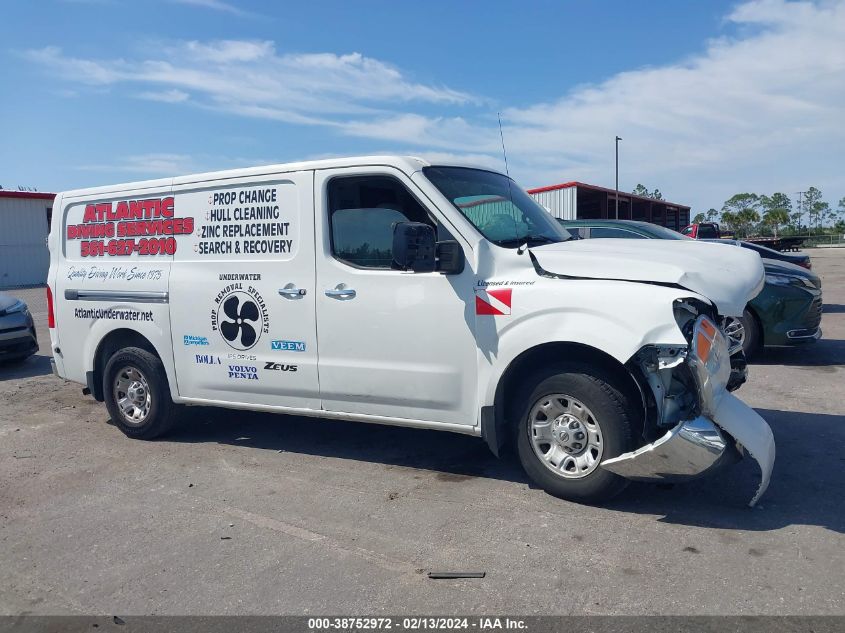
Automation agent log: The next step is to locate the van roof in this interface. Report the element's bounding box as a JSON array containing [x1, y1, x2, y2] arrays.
[[59, 155, 495, 199]]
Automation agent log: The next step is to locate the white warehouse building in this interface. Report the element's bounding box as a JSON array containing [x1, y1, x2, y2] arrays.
[[0, 190, 55, 288]]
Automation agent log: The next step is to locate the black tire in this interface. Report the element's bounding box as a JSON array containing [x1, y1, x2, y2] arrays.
[[515, 363, 635, 503], [103, 346, 176, 439], [739, 308, 761, 360]]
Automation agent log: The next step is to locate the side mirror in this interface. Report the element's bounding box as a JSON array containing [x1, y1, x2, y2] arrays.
[[436, 241, 465, 274], [392, 222, 436, 273]]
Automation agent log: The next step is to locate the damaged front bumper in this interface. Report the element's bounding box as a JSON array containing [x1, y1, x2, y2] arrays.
[[601, 392, 775, 506], [601, 416, 739, 483], [603, 315, 776, 506]]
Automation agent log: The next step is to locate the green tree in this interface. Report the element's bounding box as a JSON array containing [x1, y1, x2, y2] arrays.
[[835, 197, 845, 230], [722, 193, 760, 237], [692, 212, 706, 224], [803, 187, 823, 233], [737, 208, 761, 237], [762, 208, 790, 238], [632, 184, 663, 200], [705, 208, 719, 222], [760, 193, 793, 236], [720, 211, 738, 232], [813, 201, 831, 229]]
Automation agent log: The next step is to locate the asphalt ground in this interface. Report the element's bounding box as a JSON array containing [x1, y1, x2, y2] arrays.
[[1, 250, 843, 615]]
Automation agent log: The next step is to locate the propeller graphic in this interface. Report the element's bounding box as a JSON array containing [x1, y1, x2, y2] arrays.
[[219, 294, 260, 349]]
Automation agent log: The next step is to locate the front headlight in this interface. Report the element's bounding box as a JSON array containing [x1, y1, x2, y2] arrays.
[[687, 316, 731, 416], [5, 300, 28, 314], [765, 272, 816, 290]]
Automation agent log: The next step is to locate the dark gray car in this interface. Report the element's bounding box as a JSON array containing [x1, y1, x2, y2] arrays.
[[0, 292, 38, 363]]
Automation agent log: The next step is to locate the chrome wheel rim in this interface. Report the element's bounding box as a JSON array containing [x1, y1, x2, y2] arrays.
[[528, 393, 603, 479], [723, 317, 746, 352], [113, 366, 152, 425]]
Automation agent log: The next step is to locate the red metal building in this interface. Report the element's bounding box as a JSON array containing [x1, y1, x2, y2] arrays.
[[527, 181, 691, 231]]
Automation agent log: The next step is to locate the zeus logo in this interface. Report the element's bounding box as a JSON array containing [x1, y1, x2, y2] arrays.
[[264, 362, 298, 372]]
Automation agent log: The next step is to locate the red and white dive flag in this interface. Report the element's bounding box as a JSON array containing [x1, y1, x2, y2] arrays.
[[475, 288, 512, 316]]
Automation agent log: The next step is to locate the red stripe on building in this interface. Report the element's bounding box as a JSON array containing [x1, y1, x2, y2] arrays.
[[0, 191, 56, 200]]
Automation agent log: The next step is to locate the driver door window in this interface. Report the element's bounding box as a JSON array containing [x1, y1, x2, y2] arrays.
[[328, 176, 434, 269]]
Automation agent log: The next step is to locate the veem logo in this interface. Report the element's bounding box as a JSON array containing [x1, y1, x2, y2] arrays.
[[228, 365, 258, 380], [270, 340, 306, 352], [195, 354, 221, 364], [184, 335, 210, 346]]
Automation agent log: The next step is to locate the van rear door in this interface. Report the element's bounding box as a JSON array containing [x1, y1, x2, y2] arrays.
[[53, 184, 176, 387], [168, 171, 320, 410]]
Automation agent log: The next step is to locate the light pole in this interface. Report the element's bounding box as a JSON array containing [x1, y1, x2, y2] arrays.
[[796, 191, 805, 235], [615, 136, 622, 219]]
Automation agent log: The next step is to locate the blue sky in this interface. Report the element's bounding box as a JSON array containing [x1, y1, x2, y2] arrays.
[[2, 0, 844, 212]]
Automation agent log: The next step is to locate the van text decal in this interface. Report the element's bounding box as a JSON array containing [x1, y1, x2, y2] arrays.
[[228, 365, 259, 380], [73, 307, 154, 321], [264, 362, 298, 372], [270, 340, 306, 352], [195, 187, 294, 257], [65, 265, 163, 282], [67, 196, 193, 258]]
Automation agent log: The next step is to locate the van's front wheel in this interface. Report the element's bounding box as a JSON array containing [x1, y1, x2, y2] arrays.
[[103, 347, 176, 439], [516, 365, 635, 503]]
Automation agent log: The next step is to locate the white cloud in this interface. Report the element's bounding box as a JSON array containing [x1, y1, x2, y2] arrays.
[[75, 153, 198, 175], [180, 39, 273, 63], [171, 0, 252, 17], [333, 0, 845, 208], [74, 152, 277, 177], [494, 0, 845, 205], [137, 89, 190, 103], [23, 40, 473, 126], [24, 0, 845, 209]]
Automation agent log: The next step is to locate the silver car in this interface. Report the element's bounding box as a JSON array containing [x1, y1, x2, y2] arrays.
[[0, 292, 38, 363]]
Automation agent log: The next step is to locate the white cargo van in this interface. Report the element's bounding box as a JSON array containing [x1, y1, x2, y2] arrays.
[[47, 156, 775, 504]]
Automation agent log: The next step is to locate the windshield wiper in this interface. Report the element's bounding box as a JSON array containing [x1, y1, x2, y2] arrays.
[[494, 235, 563, 248]]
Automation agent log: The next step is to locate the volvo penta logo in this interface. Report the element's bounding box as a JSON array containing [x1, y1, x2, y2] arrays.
[[211, 283, 269, 351]]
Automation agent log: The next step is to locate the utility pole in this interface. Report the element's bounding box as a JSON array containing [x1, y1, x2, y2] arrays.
[[615, 136, 622, 219], [796, 191, 805, 235]]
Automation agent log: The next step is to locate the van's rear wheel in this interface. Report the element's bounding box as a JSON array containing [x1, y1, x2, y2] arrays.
[[516, 364, 635, 502], [103, 347, 175, 439]]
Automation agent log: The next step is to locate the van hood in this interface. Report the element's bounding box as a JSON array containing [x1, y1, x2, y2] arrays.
[[530, 238, 765, 317]]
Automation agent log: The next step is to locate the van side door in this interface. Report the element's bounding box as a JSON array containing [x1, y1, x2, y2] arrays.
[[313, 167, 478, 426], [168, 170, 320, 410]]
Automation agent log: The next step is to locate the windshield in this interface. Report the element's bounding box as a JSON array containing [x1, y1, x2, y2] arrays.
[[423, 166, 573, 247]]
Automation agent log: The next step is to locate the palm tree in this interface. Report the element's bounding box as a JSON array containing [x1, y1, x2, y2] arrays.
[[763, 208, 789, 238]]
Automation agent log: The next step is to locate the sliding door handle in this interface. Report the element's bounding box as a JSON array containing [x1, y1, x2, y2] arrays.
[[278, 284, 306, 298]]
